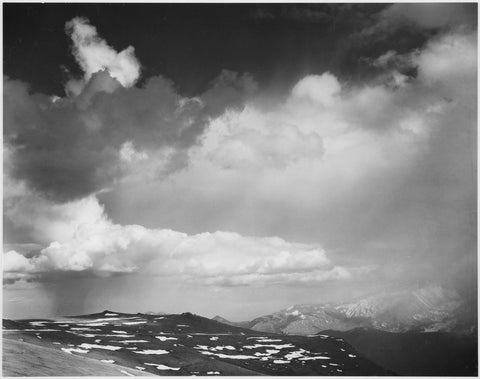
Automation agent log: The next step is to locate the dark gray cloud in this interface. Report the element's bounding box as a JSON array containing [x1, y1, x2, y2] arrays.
[[4, 67, 256, 202], [4, 16, 257, 202]]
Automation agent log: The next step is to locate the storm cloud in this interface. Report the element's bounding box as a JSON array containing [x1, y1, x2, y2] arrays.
[[4, 18, 256, 202]]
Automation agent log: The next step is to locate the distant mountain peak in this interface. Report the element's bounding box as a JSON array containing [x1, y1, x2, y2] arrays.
[[246, 284, 472, 335]]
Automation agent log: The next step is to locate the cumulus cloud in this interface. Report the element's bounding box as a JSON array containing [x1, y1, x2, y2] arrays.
[[4, 182, 106, 245], [4, 196, 349, 287], [65, 17, 141, 95], [4, 250, 35, 273]]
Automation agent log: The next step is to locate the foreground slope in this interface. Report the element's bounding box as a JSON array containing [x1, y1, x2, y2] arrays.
[[3, 339, 150, 377], [3, 310, 390, 376]]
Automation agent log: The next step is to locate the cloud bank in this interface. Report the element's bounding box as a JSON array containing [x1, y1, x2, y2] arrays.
[[4, 195, 350, 287]]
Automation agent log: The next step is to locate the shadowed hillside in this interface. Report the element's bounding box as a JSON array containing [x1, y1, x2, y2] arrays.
[[323, 328, 478, 376]]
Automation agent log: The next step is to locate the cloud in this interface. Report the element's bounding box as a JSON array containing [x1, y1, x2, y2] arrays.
[[291, 73, 341, 107], [203, 108, 324, 170], [4, 181, 106, 245], [3, 197, 350, 287], [354, 3, 477, 48], [101, 28, 476, 297], [65, 17, 141, 95], [379, 3, 477, 30], [4, 18, 257, 202], [413, 31, 477, 95], [4, 250, 35, 273]]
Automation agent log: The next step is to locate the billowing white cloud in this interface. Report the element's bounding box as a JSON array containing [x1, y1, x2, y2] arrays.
[[291, 73, 341, 107], [4, 250, 35, 273], [4, 182, 106, 245], [4, 197, 350, 287], [65, 17, 141, 94]]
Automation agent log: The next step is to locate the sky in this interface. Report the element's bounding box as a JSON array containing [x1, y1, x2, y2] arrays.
[[3, 3, 477, 320]]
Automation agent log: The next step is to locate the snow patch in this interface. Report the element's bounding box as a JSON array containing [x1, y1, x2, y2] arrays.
[[144, 363, 180, 371], [123, 321, 147, 325], [199, 351, 258, 360], [244, 343, 295, 349], [78, 343, 122, 351], [213, 346, 236, 351], [285, 350, 307, 360], [134, 349, 169, 355], [71, 327, 99, 331], [62, 347, 88, 354], [85, 317, 120, 322], [156, 336, 178, 341], [299, 356, 331, 361]]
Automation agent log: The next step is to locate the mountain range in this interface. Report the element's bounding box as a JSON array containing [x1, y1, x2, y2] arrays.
[[214, 284, 475, 335]]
